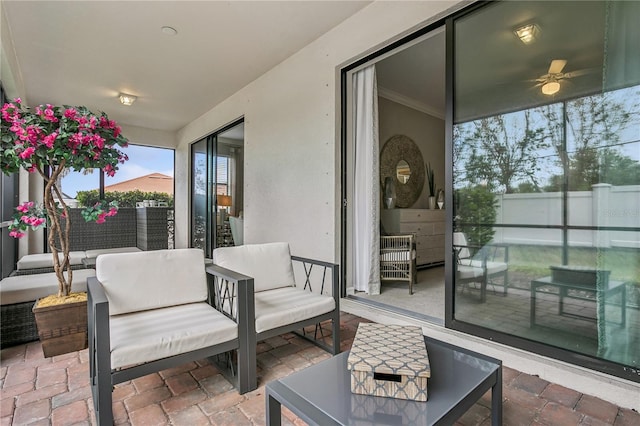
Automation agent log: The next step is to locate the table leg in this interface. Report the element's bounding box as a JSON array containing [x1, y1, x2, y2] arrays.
[[559, 286, 566, 315], [492, 367, 503, 426], [530, 285, 536, 326], [266, 393, 282, 426]]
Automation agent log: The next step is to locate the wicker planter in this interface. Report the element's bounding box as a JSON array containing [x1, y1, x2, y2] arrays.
[[32, 299, 88, 357]]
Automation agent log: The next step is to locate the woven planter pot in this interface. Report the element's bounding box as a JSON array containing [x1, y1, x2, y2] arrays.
[[32, 298, 88, 358]]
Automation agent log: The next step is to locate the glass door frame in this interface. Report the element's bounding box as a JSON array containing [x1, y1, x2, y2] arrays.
[[189, 117, 244, 258]]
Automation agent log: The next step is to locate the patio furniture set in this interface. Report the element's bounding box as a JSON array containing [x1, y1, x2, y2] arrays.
[[87, 242, 340, 425]]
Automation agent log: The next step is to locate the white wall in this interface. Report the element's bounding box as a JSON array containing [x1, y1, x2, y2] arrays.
[[174, 1, 460, 261]]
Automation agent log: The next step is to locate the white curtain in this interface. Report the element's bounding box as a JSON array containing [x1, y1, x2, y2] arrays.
[[352, 65, 380, 294]]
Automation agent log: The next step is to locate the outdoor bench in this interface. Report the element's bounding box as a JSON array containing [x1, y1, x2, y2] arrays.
[[0, 269, 95, 347]]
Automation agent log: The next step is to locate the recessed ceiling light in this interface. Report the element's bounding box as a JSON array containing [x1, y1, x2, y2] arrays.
[[119, 93, 137, 106], [161, 26, 178, 36], [514, 23, 539, 44]]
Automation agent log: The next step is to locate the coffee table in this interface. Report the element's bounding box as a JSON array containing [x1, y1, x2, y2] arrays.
[[265, 335, 502, 425]]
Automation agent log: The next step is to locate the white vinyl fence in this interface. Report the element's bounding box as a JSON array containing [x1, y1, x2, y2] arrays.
[[493, 184, 640, 249]]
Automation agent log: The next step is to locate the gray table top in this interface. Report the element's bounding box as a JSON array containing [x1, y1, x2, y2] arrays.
[[269, 336, 501, 425]]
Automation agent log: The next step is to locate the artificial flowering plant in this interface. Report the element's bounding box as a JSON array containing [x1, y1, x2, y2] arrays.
[[1, 98, 129, 297]]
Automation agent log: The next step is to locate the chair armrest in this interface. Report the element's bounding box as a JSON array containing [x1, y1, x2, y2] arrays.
[[291, 256, 340, 308], [205, 264, 255, 336], [487, 243, 509, 263], [87, 276, 111, 379]]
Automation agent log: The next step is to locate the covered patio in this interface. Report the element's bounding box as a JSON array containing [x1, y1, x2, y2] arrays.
[[1, 312, 638, 425]]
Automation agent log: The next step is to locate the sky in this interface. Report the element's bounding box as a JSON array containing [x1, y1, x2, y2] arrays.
[[61, 145, 174, 198]]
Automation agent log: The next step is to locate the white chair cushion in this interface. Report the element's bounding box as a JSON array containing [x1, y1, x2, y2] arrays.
[[254, 287, 335, 334], [85, 247, 141, 259], [96, 248, 207, 316], [16, 251, 86, 270], [0, 269, 95, 305], [453, 232, 471, 260], [457, 259, 508, 280], [212, 242, 295, 293], [109, 302, 237, 369]]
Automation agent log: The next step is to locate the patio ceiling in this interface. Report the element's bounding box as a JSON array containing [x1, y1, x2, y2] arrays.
[[1, 1, 370, 134]]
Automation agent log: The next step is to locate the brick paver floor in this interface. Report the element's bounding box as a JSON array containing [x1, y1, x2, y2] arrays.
[[1, 312, 638, 425]]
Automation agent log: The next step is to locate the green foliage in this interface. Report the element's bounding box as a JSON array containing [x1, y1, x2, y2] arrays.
[[545, 149, 640, 191], [466, 112, 548, 194], [426, 162, 435, 196], [454, 185, 497, 247], [76, 190, 174, 208], [81, 200, 119, 223], [1, 100, 128, 176]]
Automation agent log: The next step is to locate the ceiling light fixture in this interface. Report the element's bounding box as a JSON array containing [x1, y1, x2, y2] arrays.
[[161, 26, 178, 36], [514, 23, 539, 44], [118, 93, 137, 106], [541, 80, 560, 96]]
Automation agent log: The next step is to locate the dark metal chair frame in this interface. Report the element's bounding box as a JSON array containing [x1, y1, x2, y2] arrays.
[[214, 255, 341, 357], [454, 238, 509, 303], [88, 265, 257, 425]]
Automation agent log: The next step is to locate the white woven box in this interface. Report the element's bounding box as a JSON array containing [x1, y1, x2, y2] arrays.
[[347, 323, 430, 401]]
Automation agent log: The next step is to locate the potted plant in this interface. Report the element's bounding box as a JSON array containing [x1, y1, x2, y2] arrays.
[[426, 162, 436, 209], [1, 98, 129, 356]]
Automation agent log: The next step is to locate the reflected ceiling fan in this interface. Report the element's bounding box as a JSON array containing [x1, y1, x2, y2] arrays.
[[533, 59, 593, 96]]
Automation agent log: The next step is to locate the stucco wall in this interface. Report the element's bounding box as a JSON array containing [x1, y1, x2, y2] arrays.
[[174, 1, 459, 261]]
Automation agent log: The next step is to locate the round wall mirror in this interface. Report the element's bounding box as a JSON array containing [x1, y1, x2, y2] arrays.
[[380, 135, 425, 208], [396, 160, 411, 184]]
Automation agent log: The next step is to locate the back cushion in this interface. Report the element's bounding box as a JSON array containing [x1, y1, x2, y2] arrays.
[[213, 242, 295, 293], [96, 248, 207, 315], [453, 232, 471, 260]]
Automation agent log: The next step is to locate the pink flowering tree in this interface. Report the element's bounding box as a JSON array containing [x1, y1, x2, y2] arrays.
[[1, 99, 129, 297]]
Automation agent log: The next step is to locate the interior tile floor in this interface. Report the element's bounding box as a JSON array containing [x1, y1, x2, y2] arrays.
[[1, 312, 639, 425]]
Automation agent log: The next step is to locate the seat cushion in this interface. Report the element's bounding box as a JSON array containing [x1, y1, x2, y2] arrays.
[[109, 302, 237, 369], [254, 287, 335, 334], [96, 248, 207, 316], [85, 247, 141, 259], [457, 260, 507, 280], [17, 251, 86, 270], [1, 269, 95, 305], [213, 242, 295, 293]]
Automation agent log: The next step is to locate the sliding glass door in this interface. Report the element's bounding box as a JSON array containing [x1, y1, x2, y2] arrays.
[[190, 119, 244, 257], [450, 1, 640, 381]]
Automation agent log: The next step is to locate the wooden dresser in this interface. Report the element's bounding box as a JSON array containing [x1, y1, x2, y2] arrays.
[[380, 209, 445, 267]]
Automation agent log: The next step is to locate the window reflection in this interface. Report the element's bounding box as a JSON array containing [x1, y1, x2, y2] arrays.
[[452, 0, 639, 377]]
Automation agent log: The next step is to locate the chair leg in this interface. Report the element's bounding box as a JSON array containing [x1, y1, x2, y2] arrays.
[[332, 310, 341, 355], [93, 369, 113, 425]]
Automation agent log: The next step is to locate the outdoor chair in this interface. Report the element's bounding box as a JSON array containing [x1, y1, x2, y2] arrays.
[[380, 234, 417, 294], [88, 248, 256, 425], [453, 232, 509, 302], [211, 242, 340, 358]]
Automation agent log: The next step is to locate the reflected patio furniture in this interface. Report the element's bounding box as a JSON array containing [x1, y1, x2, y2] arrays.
[[453, 232, 509, 302], [380, 234, 417, 294], [88, 248, 256, 425], [530, 266, 626, 352]]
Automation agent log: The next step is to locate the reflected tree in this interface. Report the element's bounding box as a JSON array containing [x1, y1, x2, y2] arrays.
[[541, 90, 640, 190], [464, 112, 548, 194]]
